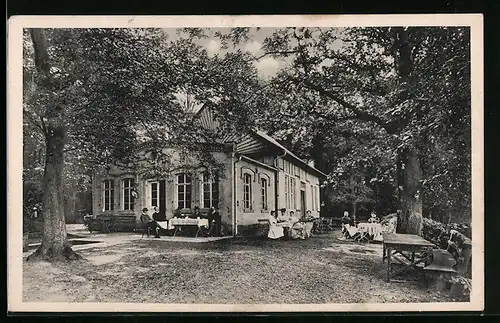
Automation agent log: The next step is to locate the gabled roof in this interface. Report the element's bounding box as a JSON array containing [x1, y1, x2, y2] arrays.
[[195, 104, 327, 178], [251, 129, 327, 177]]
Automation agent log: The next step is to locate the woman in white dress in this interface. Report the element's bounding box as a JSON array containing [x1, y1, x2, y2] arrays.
[[290, 211, 305, 240], [267, 211, 284, 240]]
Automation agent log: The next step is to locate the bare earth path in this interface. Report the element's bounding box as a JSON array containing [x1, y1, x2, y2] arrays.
[[23, 230, 455, 304]]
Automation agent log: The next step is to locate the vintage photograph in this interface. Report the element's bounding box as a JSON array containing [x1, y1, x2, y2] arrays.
[[8, 15, 483, 312]]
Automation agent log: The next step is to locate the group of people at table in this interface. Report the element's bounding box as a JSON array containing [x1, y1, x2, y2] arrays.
[[267, 208, 317, 240], [140, 206, 222, 238], [339, 210, 397, 242]]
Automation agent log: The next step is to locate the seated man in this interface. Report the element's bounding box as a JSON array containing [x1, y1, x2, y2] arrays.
[[152, 206, 167, 222], [340, 211, 355, 240], [140, 208, 160, 238]]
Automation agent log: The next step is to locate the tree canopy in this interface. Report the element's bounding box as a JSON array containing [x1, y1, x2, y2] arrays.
[[22, 26, 472, 260]]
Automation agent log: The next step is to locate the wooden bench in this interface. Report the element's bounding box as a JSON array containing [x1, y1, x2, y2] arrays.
[[90, 215, 137, 233], [111, 215, 137, 232], [423, 249, 457, 273]]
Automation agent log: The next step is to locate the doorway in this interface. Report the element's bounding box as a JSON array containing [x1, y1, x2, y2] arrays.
[[159, 180, 166, 218], [150, 180, 167, 218], [300, 189, 306, 216]]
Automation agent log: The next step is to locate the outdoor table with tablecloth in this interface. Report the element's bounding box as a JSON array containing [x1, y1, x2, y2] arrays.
[[156, 221, 169, 230], [382, 233, 437, 282], [169, 217, 210, 237], [358, 222, 383, 241]]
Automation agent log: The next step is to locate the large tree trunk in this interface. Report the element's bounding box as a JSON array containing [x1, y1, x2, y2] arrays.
[[391, 27, 423, 236], [26, 29, 81, 261], [396, 146, 423, 235], [352, 201, 357, 223]]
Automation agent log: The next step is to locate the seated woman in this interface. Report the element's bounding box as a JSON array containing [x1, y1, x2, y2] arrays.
[[267, 210, 284, 240], [302, 210, 314, 238], [368, 211, 380, 223], [380, 213, 398, 234], [191, 206, 202, 219], [290, 212, 305, 240]]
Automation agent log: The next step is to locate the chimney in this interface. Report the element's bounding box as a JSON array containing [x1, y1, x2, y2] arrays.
[[307, 159, 315, 168]]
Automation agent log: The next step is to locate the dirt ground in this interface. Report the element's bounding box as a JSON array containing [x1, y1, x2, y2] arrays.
[[22, 230, 459, 304]]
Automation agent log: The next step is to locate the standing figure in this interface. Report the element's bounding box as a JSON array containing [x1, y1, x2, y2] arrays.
[[207, 207, 222, 237]]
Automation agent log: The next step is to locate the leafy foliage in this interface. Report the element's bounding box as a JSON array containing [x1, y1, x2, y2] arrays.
[[230, 27, 471, 222]]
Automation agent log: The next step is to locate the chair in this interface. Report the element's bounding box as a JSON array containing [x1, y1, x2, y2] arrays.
[[140, 219, 152, 238], [354, 226, 370, 243], [423, 231, 459, 278]]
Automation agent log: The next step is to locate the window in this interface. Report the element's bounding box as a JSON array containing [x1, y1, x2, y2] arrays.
[[284, 175, 296, 209], [290, 177, 296, 209], [177, 173, 192, 209], [202, 172, 219, 208], [316, 186, 320, 210], [311, 185, 315, 211], [261, 178, 268, 210], [243, 173, 252, 210], [286, 176, 290, 207], [122, 178, 135, 211], [103, 179, 114, 211], [150, 182, 158, 207]]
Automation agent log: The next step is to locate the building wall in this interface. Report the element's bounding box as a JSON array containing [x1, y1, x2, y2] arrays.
[[92, 147, 236, 234], [275, 157, 321, 219], [91, 143, 324, 235], [234, 158, 277, 228]]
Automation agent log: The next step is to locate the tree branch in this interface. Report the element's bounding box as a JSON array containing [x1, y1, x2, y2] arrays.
[[250, 50, 298, 62], [295, 78, 393, 132], [23, 110, 46, 135]]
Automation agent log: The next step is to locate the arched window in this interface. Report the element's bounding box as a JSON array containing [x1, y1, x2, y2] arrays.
[[261, 178, 268, 210], [243, 173, 252, 211]]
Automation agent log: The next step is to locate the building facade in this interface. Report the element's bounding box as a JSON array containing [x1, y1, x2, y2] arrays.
[[91, 106, 326, 235]]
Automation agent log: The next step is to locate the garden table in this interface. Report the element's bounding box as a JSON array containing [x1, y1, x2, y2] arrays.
[[170, 218, 209, 238], [382, 233, 436, 282], [358, 222, 383, 241]]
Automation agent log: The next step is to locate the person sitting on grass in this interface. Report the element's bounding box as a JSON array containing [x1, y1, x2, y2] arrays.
[[140, 208, 160, 238]]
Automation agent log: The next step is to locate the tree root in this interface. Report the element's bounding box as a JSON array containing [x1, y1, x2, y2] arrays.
[[26, 244, 83, 262]]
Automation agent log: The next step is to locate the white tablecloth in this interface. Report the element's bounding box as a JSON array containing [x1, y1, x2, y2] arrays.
[[169, 218, 209, 229], [157, 221, 169, 230], [358, 223, 383, 241]]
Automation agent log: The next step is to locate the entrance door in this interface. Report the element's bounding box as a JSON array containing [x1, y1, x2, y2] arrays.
[[149, 180, 167, 218], [300, 190, 306, 215], [159, 180, 166, 218]]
